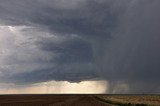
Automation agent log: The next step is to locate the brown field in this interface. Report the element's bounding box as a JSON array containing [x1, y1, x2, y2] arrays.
[[0, 94, 113, 106], [0, 94, 159, 106], [97, 95, 160, 106]]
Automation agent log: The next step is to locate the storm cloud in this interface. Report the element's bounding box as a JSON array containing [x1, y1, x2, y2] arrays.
[[0, 0, 160, 93]]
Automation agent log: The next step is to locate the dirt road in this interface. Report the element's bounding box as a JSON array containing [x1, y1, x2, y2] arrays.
[[0, 95, 114, 106]]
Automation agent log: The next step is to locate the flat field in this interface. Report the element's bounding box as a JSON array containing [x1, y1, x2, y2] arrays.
[[0, 94, 112, 106], [97, 95, 160, 106], [0, 94, 159, 106]]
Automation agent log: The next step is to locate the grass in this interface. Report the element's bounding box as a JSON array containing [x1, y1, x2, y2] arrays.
[[95, 96, 152, 106]]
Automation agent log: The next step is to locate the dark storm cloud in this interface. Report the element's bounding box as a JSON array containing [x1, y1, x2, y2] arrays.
[[0, 0, 160, 93], [7, 67, 97, 84], [37, 38, 93, 63], [0, 0, 105, 84], [0, 0, 116, 38]]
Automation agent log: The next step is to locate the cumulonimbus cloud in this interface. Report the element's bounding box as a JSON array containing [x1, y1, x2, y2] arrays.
[[0, 0, 160, 93]]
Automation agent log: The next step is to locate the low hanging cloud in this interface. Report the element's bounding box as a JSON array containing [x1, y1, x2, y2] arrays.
[[0, 0, 160, 93]]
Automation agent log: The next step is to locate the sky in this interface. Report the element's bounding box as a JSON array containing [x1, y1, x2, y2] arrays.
[[0, 0, 160, 94]]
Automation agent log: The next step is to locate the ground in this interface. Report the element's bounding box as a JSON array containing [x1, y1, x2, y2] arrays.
[[0, 95, 114, 106], [0, 94, 159, 106]]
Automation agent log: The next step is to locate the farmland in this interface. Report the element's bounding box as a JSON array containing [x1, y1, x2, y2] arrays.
[[97, 95, 160, 106], [0, 94, 113, 106], [0, 94, 159, 106]]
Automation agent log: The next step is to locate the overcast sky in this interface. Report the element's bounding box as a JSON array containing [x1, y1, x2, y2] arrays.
[[0, 0, 160, 94]]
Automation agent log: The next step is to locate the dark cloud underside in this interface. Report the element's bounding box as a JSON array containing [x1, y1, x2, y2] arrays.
[[0, 0, 160, 93]]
